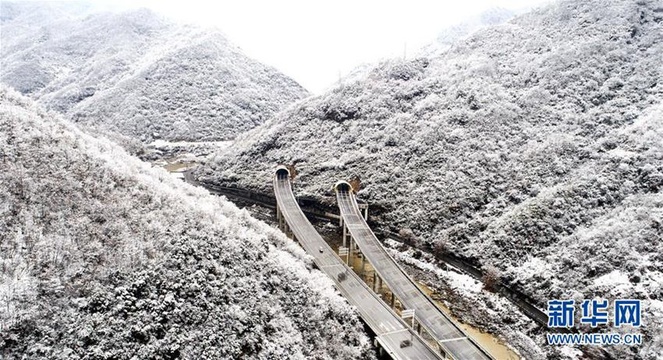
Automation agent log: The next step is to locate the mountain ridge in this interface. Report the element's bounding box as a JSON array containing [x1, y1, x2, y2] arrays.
[[1, 3, 309, 143], [196, 0, 663, 358]]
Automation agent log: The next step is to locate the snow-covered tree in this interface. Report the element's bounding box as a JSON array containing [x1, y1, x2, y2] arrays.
[[0, 87, 373, 359], [196, 1, 663, 358]]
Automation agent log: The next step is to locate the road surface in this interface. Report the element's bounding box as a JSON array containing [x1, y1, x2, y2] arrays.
[[336, 182, 494, 360], [274, 167, 442, 360]]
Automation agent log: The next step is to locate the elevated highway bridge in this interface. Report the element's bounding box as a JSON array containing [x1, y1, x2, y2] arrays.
[[273, 167, 442, 360], [334, 181, 495, 360]]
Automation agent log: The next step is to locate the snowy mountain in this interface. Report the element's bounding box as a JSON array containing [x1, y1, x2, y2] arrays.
[[196, 0, 663, 358], [0, 2, 309, 142], [0, 87, 371, 359], [419, 7, 517, 58]]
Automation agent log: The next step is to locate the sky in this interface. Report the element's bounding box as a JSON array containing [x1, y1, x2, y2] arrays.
[[22, 0, 551, 93]]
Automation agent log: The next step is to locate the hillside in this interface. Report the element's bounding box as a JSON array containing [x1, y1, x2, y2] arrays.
[[0, 2, 309, 142], [0, 87, 372, 359], [419, 7, 517, 58], [196, 0, 663, 358]]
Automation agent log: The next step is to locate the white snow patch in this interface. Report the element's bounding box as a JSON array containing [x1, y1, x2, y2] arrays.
[[558, 346, 583, 359], [384, 238, 483, 294], [592, 270, 635, 296], [148, 140, 233, 148], [607, 147, 638, 159], [516, 257, 553, 279], [446, 269, 484, 294], [594, 270, 629, 287]]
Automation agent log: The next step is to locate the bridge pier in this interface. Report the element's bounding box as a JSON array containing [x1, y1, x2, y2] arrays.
[[276, 207, 293, 239], [374, 273, 382, 293], [338, 246, 349, 264], [374, 339, 385, 358], [277, 206, 293, 238], [276, 206, 283, 230], [342, 223, 348, 248], [360, 254, 366, 276], [358, 203, 369, 221], [373, 272, 377, 291]]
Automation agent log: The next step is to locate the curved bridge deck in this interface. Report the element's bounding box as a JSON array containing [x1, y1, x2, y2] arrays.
[[273, 169, 442, 360], [336, 184, 494, 360]]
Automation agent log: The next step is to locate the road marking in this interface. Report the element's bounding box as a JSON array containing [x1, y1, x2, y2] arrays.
[[381, 328, 411, 336], [439, 336, 469, 343]]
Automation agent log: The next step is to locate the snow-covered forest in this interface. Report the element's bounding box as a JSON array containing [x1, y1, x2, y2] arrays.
[[2, 0, 662, 358], [0, 87, 372, 359], [1, 2, 308, 143], [197, 0, 663, 358], [419, 7, 517, 58]]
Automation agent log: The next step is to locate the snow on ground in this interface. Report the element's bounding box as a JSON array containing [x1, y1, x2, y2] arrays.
[[558, 346, 583, 359], [0, 87, 374, 359], [384, 238, 484, 295], [382, 237, 574, 359], [148, 140, 233, 149], [593, 270, 630, 293]]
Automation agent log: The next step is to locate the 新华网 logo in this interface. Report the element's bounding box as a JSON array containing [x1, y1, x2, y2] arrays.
[[545, 298, 642, 346]]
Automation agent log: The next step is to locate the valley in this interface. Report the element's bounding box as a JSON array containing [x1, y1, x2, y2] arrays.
[[2, 0, 661, 359]]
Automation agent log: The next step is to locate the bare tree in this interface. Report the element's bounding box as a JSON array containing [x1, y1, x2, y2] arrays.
[[482, 264, 501, 292]]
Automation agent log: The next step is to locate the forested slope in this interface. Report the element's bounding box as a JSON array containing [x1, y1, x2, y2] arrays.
[[0, 87, 371, 359], [0, 2, 308, 142], [197, 1, 663, 358]]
